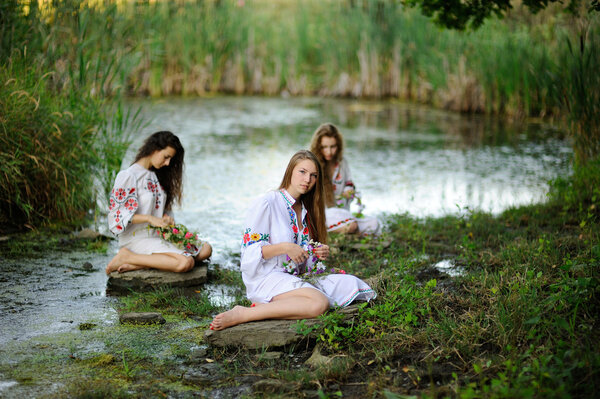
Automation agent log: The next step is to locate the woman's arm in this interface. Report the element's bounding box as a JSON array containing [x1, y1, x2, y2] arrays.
[[131, 214, 172, 227]]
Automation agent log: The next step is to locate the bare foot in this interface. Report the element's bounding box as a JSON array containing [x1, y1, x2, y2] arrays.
[[105, 247, 133, 275], [209, 305, 250, 331], [117, 263, 146, 273]]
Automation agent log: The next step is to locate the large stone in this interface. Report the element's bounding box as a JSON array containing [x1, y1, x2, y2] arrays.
[[204, 304, 361, 350], [107, 264, 208, 294], [119, 312, 166, 325]]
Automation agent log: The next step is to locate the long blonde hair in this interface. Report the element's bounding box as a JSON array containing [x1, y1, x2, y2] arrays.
[[279, 150, 328, 244], [309, 123, 344, 207]]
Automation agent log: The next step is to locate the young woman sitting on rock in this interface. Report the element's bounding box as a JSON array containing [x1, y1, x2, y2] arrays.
[[209, 150, 375, 331], [106, 131, 212, 274]]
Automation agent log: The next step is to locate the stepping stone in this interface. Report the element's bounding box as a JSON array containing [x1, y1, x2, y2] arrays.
[[119, 312, 166, 325], [204, 304, 361, 350], [107, 264, 208, 294]]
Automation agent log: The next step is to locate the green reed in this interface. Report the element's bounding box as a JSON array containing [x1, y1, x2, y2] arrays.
[[54, 0, 591, 120], [23, 0, 595, 121], [0, 1, 140, 226], [0, 56, 101, 224]]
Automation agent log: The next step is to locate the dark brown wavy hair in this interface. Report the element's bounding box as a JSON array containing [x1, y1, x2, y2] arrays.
[[133, 131, 184, 211], [309, 123, 344, 207], [279, 150, 328, 244]]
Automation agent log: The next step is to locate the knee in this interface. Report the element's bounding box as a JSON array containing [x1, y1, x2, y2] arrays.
[[175, 256, 194, 273], [347, 222, 358, 234], [198, 243, 212, 260], [307, 296, 329, 317]]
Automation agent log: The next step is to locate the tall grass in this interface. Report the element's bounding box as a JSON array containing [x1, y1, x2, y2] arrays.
[[34, 1, 597, 117], [0, 56, 103, 224], [560, 24, 600, 164], [0, 1, 140, 226]]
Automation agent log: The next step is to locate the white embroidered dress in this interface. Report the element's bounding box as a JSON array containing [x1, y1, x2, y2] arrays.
[[108, 163, 198, 257], [325, 158, 380, 234], [241, 189, 376, 307]]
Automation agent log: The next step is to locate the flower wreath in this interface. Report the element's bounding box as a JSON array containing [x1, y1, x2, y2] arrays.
[[336, 190, 366, 218], [282, 240, 346, 284], [149, 223, 204, 254]]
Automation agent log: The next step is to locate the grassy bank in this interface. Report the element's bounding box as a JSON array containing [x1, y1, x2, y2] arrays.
[[1, 163, 597, 398]]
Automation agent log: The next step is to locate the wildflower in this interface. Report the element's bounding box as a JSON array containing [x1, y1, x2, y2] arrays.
[[150, 223, 204, 255]]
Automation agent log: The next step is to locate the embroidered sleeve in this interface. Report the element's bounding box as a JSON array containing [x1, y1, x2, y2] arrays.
[[341, 158, 356, 193], [240, 196, 271, 278], [108, 170, 139, 235]]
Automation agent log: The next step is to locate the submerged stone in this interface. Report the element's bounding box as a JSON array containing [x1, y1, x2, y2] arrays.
[[78, 322, 97, 331], [204, 304, 361, 350], [107, 264, 208, 294], [119, 312, 166, 325]]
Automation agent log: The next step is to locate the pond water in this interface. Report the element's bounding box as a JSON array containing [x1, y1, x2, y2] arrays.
[[0, 97, 571, 352]]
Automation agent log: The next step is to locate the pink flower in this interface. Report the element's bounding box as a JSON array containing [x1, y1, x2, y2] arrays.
[[185, 232, 193, 239], [340, 270, 346, 274], [172, 228, 179, 234]]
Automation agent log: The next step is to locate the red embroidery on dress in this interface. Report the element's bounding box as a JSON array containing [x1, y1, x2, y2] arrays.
[[109, 186, 137, 232], [328, 218, 353, 229]]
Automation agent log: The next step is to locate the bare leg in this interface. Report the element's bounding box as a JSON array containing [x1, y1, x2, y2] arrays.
[[106, 247, 194, 274], [210, 288, 329, 331]]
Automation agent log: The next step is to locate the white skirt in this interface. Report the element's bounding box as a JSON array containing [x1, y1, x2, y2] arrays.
[[122, 236, 199, 257], [247, 270, 376, 308], [325, 207, 380, 235]]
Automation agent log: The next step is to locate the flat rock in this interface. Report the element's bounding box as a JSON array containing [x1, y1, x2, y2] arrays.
[[204, 304, 361, 350], [107, 264, 208, 293], [119, 312, 166, 325]]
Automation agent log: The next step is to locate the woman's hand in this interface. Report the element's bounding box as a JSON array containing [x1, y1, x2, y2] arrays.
[[286, 243, 309, 264], [161, 214, 175, 226], [313, 244, 330, 260], [148, 215, 169, 228], [342, 189, 355, 199]]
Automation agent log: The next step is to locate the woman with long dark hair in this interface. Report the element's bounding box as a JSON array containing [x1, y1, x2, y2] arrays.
[[209, 150, 375, 331], [106, 131, 212, 274]]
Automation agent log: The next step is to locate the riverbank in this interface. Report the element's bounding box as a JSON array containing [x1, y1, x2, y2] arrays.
[[1, 175, 597, 397]]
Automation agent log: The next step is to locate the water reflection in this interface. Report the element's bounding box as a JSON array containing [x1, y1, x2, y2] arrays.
[[124, 96, 570, 269], [0, 96, 571, 347]]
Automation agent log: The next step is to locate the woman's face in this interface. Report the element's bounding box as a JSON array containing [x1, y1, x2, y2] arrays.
[[150, 146, 176, 169], [320, 136, 337, 162], [287, 159, 318, 199]]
